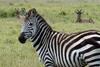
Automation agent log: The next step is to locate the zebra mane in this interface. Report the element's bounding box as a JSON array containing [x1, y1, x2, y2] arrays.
[[25, 8, 37, 19], [25, 8, 53, 30]]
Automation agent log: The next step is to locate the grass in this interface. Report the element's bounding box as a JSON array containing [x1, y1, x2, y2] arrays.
[[0, 0, 100, 67], [0, 18, 44, 67]]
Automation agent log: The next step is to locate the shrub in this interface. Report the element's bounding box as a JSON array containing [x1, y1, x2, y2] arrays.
[[0, 10, 7, 18], [7, 9, 16, 17], [0, 8, 16, 18], [58, 11, 66, 16]]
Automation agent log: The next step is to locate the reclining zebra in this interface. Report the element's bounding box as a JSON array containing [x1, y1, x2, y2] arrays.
[[75, 9, 94, 23], [18, 8, 100, 67]]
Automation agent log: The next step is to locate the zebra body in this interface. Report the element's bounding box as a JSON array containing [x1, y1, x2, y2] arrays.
[[18, 8, 100, 67], [37, 30, 100, 67]]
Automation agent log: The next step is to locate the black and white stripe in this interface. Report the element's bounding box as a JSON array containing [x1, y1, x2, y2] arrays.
[[18, 8, 100, 67]]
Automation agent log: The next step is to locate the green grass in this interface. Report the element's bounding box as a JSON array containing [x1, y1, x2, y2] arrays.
[[0, 0, 100, 67], [0, 18, 44, 67]]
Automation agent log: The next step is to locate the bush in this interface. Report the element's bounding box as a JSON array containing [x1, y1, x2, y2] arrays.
[[58, 11, 66, 16], [0, 10, 7, 18], [7, 9, 16, 17], [0, 8, 16, 18]]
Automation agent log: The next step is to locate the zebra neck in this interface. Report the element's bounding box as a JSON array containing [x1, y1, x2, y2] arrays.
[[32, 26, 53, 50], [31, 27, 55, 61]]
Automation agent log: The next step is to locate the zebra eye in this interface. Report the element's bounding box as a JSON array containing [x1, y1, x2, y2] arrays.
[[29, 23, 33, 26]]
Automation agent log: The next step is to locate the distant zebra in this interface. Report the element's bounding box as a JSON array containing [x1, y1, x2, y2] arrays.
[[18, 8, 100, 67], [75, 9, 94, 23]]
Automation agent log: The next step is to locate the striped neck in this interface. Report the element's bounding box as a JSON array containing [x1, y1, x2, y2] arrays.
[[31, 13, 54, 51], [29, 13, 60, 62], [32, 26, 53, 49], [31, 23, 54, 61]]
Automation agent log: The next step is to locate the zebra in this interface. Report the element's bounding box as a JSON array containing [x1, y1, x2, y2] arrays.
[[18, 8, 100, 67], [75, 9, 94, 23]]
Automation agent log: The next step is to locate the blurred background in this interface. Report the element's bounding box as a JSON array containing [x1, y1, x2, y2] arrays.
[[0, 0, 100, 67]]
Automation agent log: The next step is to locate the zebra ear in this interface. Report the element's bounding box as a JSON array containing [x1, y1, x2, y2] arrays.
[[31, 8, 37, 14], [27, 8, 37, 17]]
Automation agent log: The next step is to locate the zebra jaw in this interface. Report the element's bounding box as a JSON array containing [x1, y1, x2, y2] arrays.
[[18, 32, 27, 44]]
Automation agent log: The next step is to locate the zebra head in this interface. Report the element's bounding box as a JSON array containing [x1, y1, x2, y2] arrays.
[[18, 8, 38, 44]]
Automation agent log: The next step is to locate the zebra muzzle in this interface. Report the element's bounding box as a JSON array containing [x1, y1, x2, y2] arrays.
[[18, 32, 27, 44]]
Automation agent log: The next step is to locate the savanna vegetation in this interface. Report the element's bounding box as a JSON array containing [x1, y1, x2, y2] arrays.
[[0, 0, 100, 67]]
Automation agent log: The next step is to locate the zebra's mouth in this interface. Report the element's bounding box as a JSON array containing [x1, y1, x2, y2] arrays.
[[18, 32, 27, 44]]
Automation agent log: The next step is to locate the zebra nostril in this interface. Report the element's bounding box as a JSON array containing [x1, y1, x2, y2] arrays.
[[18, 32, 27, 44]]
